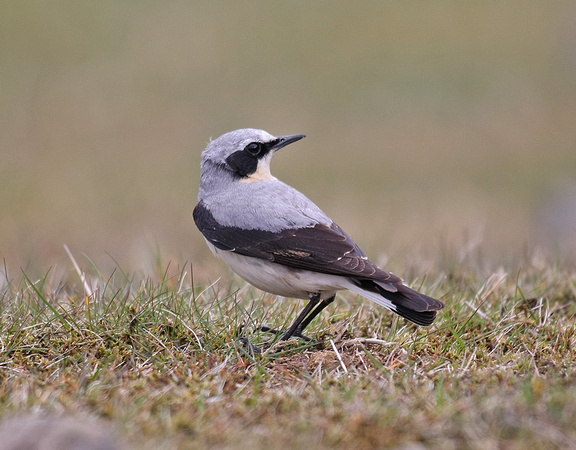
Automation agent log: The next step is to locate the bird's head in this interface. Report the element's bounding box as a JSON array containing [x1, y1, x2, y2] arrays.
[[201, 128, 305, 182]]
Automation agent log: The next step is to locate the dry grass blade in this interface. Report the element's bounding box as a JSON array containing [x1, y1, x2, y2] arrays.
[[1, 254, 575, 449]]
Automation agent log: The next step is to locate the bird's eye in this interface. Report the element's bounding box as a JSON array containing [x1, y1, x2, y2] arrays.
[[245, 142, 262, 156]]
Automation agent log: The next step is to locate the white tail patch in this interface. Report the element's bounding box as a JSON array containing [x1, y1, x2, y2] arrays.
[[343, 281, 398, 312]]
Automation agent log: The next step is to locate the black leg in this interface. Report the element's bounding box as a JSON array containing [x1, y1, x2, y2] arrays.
[[281, 293, 335, 341], [279, 293, 321, 341], [293, 295, 335, 338]]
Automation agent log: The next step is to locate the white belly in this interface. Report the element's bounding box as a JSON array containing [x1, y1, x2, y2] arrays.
[[206, 241, 346, 300]]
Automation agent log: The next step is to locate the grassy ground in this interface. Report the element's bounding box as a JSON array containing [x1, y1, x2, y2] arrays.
[[1, 250, 575, 449], [2, 2, 576, 270], [2, 2, 576, 449]]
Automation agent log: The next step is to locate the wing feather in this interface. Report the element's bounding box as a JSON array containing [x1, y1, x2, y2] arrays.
[[193, 202, 401, 286]]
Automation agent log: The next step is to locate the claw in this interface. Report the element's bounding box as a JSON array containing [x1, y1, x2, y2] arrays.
[[260, 325, 313, 342], [239, 337, 262, 354]]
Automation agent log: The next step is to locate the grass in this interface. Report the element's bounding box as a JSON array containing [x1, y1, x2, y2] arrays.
[[3, 1, 576, 269], [2, 2, 575, 448], [1, 250, 575, 449]]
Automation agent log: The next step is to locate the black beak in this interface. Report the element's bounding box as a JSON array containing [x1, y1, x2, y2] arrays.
[[271, 134, 306, 151]]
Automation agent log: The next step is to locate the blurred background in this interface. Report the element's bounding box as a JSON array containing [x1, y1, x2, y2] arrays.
[[1, 1, 576, 278]]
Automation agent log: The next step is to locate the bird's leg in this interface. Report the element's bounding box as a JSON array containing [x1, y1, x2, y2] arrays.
[[259, 293, 320, 340], [275, 293, 320, 341], [281, 293, 335, 342], [291, 295, 335, 340], [242, 293, 327, 352], [259, 293, 335, 344]]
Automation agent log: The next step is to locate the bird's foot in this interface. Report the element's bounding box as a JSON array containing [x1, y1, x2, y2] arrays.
[[239, 327, 320, 355], [239, 337, 263, 354], [258, 325, 281, 335], [259, 325, 313, 342]]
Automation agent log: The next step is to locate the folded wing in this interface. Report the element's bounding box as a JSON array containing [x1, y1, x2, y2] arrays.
[[194, 201, 445, 325]]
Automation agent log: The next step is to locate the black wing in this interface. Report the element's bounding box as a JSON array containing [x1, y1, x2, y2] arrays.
[[193, 202, 401, 284]]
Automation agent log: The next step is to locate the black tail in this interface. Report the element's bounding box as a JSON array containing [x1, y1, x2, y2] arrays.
[[352, 279, 445, 326], [390, 303, 438, 326]]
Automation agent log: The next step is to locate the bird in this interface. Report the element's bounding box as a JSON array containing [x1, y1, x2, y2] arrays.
[[193, 128, 444, 345]]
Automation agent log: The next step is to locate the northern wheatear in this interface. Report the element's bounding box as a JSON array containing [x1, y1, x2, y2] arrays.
[[194, 129, 444, 343]]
